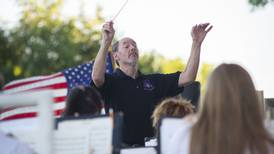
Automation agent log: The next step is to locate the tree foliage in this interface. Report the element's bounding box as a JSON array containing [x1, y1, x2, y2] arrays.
[[138, 51, 186, 74], [0, 0, 214, 91], [0, 0, 104, 83], [138, 51, 163, 74], [139, 51, 214, 94], [249, 0, 273, 7], [197, 63, 214, 94]]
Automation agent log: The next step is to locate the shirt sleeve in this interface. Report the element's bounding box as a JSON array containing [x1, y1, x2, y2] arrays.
[[90, 73, 112, 107]]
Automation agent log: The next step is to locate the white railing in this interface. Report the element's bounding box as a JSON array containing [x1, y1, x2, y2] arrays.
[[0, 90, 54, 154]]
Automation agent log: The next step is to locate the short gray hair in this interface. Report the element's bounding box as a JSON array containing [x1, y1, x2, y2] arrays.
[[112, 41, 119, 52], [112, 41, 120, 66]]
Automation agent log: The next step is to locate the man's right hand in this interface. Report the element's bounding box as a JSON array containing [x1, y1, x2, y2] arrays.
[[92, 21, 115, 87], [102, 21, 115, 47]]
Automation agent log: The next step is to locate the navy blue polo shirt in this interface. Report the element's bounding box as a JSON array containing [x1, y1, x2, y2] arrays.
[[92, 68, 184, 145]]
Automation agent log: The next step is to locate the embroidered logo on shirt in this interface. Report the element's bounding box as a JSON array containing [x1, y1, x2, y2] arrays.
[[143, 79, 154, 91]]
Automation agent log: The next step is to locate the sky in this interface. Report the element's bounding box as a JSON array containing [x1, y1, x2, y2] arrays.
[[1, 0, 274, 97]]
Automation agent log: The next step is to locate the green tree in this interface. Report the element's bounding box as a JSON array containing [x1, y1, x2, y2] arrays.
[[139, 51, 214, 94], [161, 58, 186, 74], [138, 52, 186, 74], [249, 0, 273, 7], [138, 51, 163, 74], [0, 28, 14, 85], [0, 0, 105, 83], [197, 63, 214, 94]]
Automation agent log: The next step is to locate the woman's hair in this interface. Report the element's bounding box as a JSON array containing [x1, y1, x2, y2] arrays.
[[62, 86, 103, 117], [190, 63, 274, 154], [152, 97, 194, 129]]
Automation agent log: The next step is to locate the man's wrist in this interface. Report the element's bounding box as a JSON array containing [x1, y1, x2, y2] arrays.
[[100, 43, 111, 52], [192, 41, 202, 48]]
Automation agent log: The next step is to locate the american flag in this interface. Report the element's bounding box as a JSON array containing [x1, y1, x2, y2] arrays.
[[0, 53, 113, 120]]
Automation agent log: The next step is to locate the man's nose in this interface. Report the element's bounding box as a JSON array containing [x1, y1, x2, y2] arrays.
[[130, 45, 136, 51]]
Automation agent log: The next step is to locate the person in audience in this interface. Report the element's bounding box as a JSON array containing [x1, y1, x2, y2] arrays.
[[167, 63, 274, 154], [0, 131, 34, 154], [62, 86, 104, 117], [152, 97, 194, 134]]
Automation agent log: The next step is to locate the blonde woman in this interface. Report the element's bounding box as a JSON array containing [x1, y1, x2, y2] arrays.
[[167, 63, 274, 154]]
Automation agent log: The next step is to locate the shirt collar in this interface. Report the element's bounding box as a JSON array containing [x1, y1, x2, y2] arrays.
[[114, 68, 143, 79]]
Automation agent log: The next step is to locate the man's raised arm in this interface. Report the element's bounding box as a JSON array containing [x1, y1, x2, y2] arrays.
[[178, 23, 213, 87], [92, 21, 115, 87]]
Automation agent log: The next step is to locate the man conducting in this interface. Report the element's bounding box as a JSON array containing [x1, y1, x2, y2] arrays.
[[92, 21, 212, 146]]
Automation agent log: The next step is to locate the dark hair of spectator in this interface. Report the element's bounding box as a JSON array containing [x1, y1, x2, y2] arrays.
[[62, 86, 103, 117]]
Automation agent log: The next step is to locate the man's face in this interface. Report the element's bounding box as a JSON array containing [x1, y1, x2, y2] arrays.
[[114, 37, 139, 67]]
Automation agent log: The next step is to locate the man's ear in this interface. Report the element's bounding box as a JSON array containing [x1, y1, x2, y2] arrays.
[[112, 52, 120, 67], [113, 52, 119, 61]]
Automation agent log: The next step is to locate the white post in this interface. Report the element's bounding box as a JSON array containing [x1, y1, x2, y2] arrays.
[[0, 90, 54, 154]]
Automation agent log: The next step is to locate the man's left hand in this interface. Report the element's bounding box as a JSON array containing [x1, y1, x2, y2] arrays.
[[191, 23, 213, 44]]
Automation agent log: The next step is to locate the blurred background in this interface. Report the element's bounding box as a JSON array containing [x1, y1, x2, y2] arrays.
[[0, 0, 273, 96]]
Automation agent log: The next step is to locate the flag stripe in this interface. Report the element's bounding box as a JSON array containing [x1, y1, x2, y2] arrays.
[[4, 72, 63, 87], [21, 83, 67, 93], [1, 88, 67, 98], [2, 113, 37, 121], [4, 73, 63, 90], [0, 89, 67, 113], [3, 109, 65, 120], [1, 107, 38, 120], [54, 109, 63, 117], [0, 97, 65, 114], [54, 96, 66, 103], [52, 89, 68, 98], [0, 102, 65, 120], [3, 76, 66, 94]]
